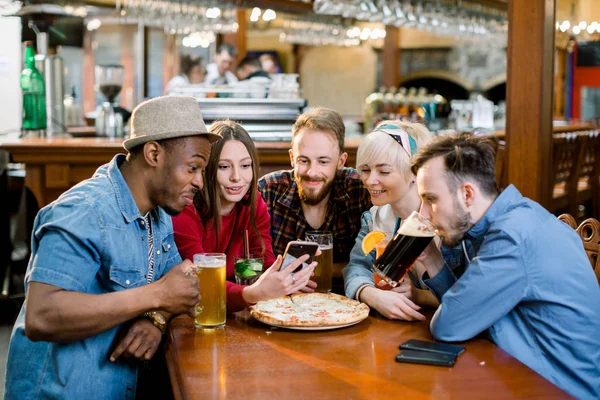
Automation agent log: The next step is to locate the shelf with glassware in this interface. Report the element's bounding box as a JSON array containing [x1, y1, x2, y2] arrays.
[[169, 73, 305, 142], [364, 86, 452, 133], [363, 86, 594, 138]]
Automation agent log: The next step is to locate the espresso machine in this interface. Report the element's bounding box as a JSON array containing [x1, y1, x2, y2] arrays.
[[95, 64, 124, 138]]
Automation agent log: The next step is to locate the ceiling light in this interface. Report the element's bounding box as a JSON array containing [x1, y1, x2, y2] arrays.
[[86, 18, 101, 31], [250, 7, 261, 22], [262, 9, 276, 22]]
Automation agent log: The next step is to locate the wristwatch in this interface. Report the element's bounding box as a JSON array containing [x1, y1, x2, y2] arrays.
[[140, 311, 167, 335]]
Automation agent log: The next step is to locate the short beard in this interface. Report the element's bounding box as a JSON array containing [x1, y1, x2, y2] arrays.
[[296, 174, 335, 206], [162, 205, 182, 216], [442, 199, 472, 248], [153, 156, 184, 217]]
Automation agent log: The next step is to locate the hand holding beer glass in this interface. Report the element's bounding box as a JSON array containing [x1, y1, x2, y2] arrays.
[[373, 233, 393, 290], [372, 211, 435, 288], [193, 253, 226, 329]]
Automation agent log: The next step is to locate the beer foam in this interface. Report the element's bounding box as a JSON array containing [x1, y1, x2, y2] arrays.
[[193, 254, 226, 267], [195, 263, 225, 268], [398, 215, 435, 237]]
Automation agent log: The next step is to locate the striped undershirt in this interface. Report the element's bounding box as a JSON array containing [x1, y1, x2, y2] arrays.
[[144, 213, 154, 284]]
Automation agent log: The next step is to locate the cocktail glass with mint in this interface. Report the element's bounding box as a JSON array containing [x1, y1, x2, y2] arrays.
[[234, 255, 264, 285]]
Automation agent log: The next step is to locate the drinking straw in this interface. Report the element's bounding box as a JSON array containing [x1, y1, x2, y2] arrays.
[[243, 230, 250, 258], [393, 216, 401, 236]]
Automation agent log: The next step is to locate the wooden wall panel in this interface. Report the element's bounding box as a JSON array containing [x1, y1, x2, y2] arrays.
[[220, 10, 247, 61], [505, 0, 556, 208], [382, 26, 399, 88], [83, 31, 95, 114], [45, 164, 70, 189]]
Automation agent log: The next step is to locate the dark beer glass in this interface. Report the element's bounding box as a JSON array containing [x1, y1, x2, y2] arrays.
[[372, 211, 435, 287]]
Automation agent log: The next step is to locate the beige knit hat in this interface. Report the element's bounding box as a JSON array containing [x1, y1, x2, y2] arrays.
[[123, 95, 221, 151]]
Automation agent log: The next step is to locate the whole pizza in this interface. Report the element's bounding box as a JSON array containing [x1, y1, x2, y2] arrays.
[[250, 292, 370, 328]]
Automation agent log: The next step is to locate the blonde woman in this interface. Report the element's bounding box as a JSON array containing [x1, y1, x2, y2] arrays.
[[343, 121, 438, 321]]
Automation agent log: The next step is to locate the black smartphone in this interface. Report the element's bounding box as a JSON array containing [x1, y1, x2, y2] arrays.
[[280, 241, 319, 273], [399, 339, 465, 357], [395, 349, 456, 367]]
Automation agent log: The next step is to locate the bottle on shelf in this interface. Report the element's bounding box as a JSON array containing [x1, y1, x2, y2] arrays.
[[64, 86, 83, 127], [391, 87, 400, 117], [406, 87, 418, 119], [20, 41, 47, 133], [382, 86, 397, 115], [395, 87, 409, 118], [414, 87, 428, 120], [364, 86, 386, 133]]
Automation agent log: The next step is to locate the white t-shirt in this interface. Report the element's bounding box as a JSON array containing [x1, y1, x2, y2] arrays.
[[205, 63, 238, 86], [370, 204, 397, 235], [164, 75, 190, 95]]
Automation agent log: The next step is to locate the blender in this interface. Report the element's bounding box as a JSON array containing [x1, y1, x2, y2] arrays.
[[95, 64, 124, 137]]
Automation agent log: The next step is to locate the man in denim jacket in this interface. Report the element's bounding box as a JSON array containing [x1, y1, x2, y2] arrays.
[[412, 133, 600, 399], [5, 96, 220, 399]]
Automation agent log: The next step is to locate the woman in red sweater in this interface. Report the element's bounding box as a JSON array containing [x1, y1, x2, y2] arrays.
[[172, 120, 316, 311]]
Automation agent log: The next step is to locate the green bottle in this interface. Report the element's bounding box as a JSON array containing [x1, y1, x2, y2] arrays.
[[20, 41, 46, 131]]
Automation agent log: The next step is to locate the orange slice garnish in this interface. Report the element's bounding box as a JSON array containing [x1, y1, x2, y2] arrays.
[[361, 230, 387, 255]]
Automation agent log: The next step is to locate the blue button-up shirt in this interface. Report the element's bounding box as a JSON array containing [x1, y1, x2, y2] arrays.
[[424, 185, 600, 399], [5, 154, 182, 399]]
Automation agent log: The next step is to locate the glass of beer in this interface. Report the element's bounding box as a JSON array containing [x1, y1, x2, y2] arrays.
[[305, 231, 333, 293], [373, 233, 393, 289], [372, 211, 435, 287], [193, 253, 226, 329]]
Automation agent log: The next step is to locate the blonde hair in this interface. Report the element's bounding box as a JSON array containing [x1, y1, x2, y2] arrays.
[[357, 120, 432, 180], [292, 107, 345, 153]]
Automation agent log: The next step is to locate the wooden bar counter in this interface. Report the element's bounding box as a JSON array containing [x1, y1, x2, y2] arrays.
[[0, 119, 591, 208], [494, 121, 593, 139], [0, 136, 360, 207], [164, 311, 568, 400]]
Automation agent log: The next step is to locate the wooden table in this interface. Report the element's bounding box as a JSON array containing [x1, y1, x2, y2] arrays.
[[0, 136, 361, 207], [164, 311, 568, 400]]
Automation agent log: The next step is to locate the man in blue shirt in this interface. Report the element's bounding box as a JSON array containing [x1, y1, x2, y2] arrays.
[[411, 133, 600, 399], [5, 96, 220, 399]]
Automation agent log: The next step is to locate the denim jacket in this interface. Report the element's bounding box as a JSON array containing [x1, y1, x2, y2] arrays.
[[343, 211, 377, 300], [5, 154, 182, 399], [424, 185, 600, 399]]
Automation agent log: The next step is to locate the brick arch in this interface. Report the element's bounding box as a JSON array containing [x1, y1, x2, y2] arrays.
[[398, 70, 472, 92], [482, 73, 507, 92]]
